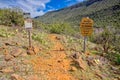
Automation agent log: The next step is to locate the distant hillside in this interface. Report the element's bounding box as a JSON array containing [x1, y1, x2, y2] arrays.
[[36, 0, 120, 27]]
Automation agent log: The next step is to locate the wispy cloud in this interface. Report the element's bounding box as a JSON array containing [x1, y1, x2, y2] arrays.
[[0, 0, 84, 17], [76, 0, 84, 2], [0, 0, 50, 17], [46, 5, 57, 12]]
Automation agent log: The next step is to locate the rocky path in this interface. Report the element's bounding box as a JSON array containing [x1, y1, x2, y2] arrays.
[[0, 30, 119, 80], [30, 34, 77, 80]]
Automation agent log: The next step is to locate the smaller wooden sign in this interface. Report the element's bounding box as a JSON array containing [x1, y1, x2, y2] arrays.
[[24, 19, 32, 29]]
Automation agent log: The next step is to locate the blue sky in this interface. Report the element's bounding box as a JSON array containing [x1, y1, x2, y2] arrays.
[[0, 0, 84, 17]]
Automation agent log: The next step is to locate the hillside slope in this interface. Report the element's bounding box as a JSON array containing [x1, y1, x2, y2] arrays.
[[37, 0, 120, 27], [0, 25, 120, 80]]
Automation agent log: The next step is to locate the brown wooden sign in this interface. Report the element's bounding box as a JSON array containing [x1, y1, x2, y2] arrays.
[[80, 17, 94, 36]]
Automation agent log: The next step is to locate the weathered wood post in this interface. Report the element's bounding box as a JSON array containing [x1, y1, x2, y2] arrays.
[[24, 13, 32, 48]]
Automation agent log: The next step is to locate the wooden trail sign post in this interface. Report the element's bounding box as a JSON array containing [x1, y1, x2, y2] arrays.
[[80, 17, 94, 53], [24, 13, 32, 48]]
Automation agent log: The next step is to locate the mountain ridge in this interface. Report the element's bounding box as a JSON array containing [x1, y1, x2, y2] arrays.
[[36, 0, 120, 27]]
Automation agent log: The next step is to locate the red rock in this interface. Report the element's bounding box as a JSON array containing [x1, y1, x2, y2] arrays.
[[21, 53, 28, 57], [0, 67, 14, 73], [95, 70, 105, 79], [4, 54, 14, 61], [71, 53, 79, 59], [22, 60, 29, 64], [71, 66, 77, 71], [87, 56, 96, 66], [55, 36, 61, 40], [33, 46, 40, 54], [28, 75, 39, 80], [27, 50, 35, 55], [2, 45, 7, 49], [85, 52, 90, 55], [27, 46, 40, 55], [60, 48, 64, 51], [11, 74, 25, 80], [4, 49, 9, 55], [13, 66, 20, 72], [0, 47, 4, 51], [80, 75, 87, 80], [71, 53, 87, 70], [77, 57, 87, 70], [10, 49, 22, 57]]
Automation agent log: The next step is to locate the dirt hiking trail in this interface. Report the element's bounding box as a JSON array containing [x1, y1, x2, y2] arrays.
[[30, 34, 77, 80]]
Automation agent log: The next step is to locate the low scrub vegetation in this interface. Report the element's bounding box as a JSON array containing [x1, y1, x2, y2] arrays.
[[0, 28, 15, 38], [0, 8, 24, 27], [89, 27, 120, 65], [33, 21, 76, 36], [32, 32, 52, 49]]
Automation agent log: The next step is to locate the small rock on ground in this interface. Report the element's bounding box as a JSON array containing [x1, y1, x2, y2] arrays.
[[11, 74, 25, 80]]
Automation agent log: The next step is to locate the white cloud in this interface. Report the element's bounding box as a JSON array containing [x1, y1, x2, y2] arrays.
[[0, 0, 50, 17], [47, 5, 57, 12], [31, 11, 45, 17], [76, 0, 84, 2]]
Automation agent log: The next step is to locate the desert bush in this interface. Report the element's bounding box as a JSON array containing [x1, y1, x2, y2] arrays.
[[32, 32, 52, 48], [48, 22, 76, 35], [0, 28, 15, 37], [106, 51, 120, 65], [114, 53, 120, 65], [0, 8, 24, 27], [89, 27, 120, 65], [32, 33, 47, 45], [33, 21, 76, 36], [94, 29, 113, 53]]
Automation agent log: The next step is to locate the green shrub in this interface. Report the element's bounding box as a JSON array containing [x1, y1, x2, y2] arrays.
[[89, 27, 120, 65], [0, 8, 24, 26], [115, 54, 120, 65], [49, 23, 62, 34], [32, 32, 52, 48], [89, 28, 116, 53], [0, 28, 15, 37], [106, 51, 120, 65], [32, 33, 46, 44], [48, 22, 76, 35], [33, 21, 76, 36]]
